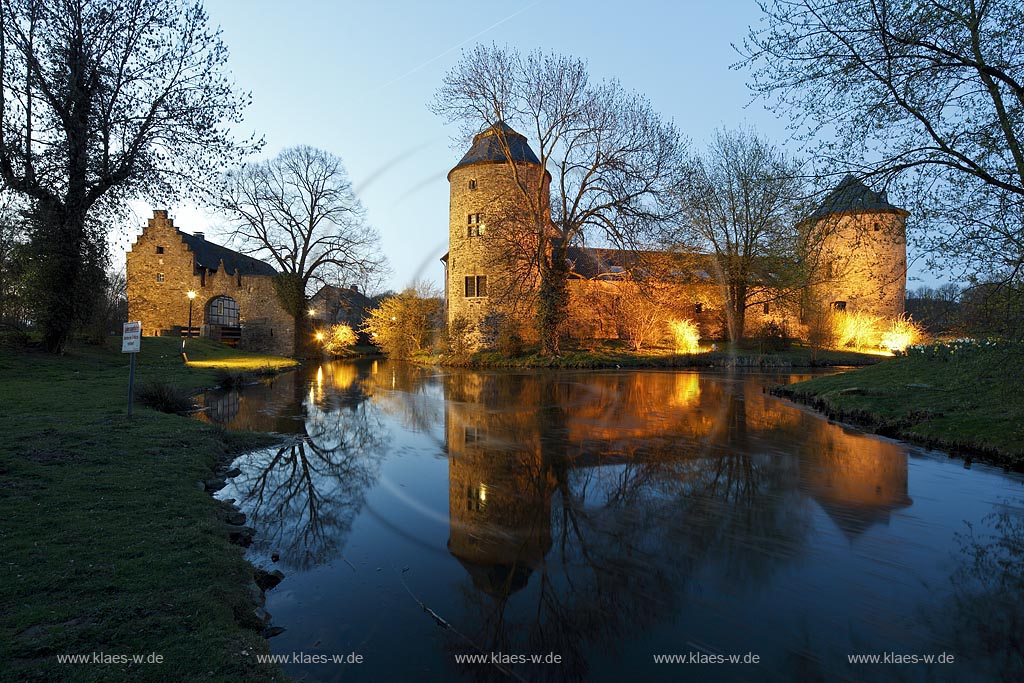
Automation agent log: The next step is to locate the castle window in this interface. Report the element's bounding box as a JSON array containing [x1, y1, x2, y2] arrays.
[[831, 300, 847, 311], [466, 485, 482, 512], [464, 275, 488, 298], [206, 296, 240, 326], [763, 302, 770, 315], [694, 303, 703, 315], [155, 246, 165, 254], [873, 222, 880, 231], [468, 179, 477, 190], [467, 213, 485, 236], [156, 272, 165, 283]]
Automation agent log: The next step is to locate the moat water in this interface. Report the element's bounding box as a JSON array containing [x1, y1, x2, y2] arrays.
[[200, 360, 1024, 682]]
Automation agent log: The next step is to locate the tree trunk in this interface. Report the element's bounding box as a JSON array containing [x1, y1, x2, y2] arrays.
[[293, 313, 312, 359], [34, 203, 94, 354], [537, 241, 569, 356], [727, 282, 747, 344]]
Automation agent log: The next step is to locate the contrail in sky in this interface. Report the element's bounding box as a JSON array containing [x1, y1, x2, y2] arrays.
[[374, 0, 542, 91]]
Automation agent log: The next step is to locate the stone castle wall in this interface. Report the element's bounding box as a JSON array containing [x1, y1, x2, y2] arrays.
[[126, 211, 295, 356], [812, 210, 907, 320], [446, 162, 549, 329]]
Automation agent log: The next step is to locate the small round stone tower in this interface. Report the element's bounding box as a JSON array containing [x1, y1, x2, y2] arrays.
[[444, 122, 549, 329], [810, 176, 909, 319]]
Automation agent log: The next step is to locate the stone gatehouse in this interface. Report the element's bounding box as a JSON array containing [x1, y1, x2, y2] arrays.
[[126, 210, 294, 356]]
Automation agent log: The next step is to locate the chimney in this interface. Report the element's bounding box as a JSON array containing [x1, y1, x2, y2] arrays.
[[194, 231, 204, 240], [349, 284, 359, 293]]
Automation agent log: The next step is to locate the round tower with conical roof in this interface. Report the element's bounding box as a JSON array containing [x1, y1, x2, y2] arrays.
[[444, 123, 549, 330], [809, 176, 909, 320]]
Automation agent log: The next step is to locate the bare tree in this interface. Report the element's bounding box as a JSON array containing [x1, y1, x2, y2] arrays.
[[433, 45, 686, 355], [670, 127, 807, 342], [218, 146, 387, 356], [0, 0, 255, 352], [738, 0, 1024, 299]]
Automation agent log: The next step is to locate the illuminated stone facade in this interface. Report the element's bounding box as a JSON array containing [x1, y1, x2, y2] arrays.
[[126, 210, 294, 356], [442, 126, 908, 342], [443, 123, 550, 330], [808, 177, 909, 320]]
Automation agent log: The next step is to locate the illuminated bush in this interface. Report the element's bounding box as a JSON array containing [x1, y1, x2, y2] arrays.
[[833, 310, 884, 349], [323, 323, 357, 356], [827, 310, 926, 353], [362, 288, 443, 359], [668, 318, 700, 353], [880, 314, 926, 353]]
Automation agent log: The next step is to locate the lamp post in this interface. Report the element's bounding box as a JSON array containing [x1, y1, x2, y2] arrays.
[[182, 290, 197, 354], [187, 290, 197, 336]]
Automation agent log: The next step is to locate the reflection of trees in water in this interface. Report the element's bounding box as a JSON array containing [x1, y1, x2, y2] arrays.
[[447, 373, 814, 682], [231, 363, 387, 571], [939, 506, 1024, 681], [364, 361, 444, 435]]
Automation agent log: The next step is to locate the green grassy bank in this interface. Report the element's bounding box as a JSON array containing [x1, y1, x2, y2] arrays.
[[771, 341, 1024, 467], [455, 342, 885, 369], [0, 337, 298, 683]]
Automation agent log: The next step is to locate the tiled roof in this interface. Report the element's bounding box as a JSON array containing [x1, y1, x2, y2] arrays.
[[563, 246, 712, 282], [450, 122, 541, 174], [811, 175, 906, 218], [180, 233, 278, 277]]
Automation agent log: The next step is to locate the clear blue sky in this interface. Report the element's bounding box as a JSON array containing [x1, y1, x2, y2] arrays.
[[120, 1, 929, 292]]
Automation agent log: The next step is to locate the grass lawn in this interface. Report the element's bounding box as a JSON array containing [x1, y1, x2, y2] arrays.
[[772, 343, 1024, 466], [460, 340, 884, 369], [0, 336, 298, 683]]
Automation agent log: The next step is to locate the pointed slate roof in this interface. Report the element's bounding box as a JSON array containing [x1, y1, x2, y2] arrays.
[[180, 232, 278, 276], [449, 122, 541, 178], [811, 175, 908, 219]]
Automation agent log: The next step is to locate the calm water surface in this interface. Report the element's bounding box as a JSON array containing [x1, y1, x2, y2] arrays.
[[199, 361, 1023, 682]]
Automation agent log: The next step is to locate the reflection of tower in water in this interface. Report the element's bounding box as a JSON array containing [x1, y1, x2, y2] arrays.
[[440, 370, 916, 598], [799, 422, 912, 539], [445, 374, 554, 597]]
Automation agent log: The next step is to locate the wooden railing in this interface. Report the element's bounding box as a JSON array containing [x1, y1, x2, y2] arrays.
[[179, 325, 241, 346]]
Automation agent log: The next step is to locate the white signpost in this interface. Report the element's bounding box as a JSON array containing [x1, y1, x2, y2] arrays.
[[123, 321, 142, 417]]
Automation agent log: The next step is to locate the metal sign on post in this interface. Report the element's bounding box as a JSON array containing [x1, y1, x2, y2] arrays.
[[123, 321, 142, 417]]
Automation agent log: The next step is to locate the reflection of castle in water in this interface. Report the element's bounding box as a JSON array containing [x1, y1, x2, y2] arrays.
[[444, 371, 913, 596], [446, 375, 554, 596], [798, 426, 912, 539]]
